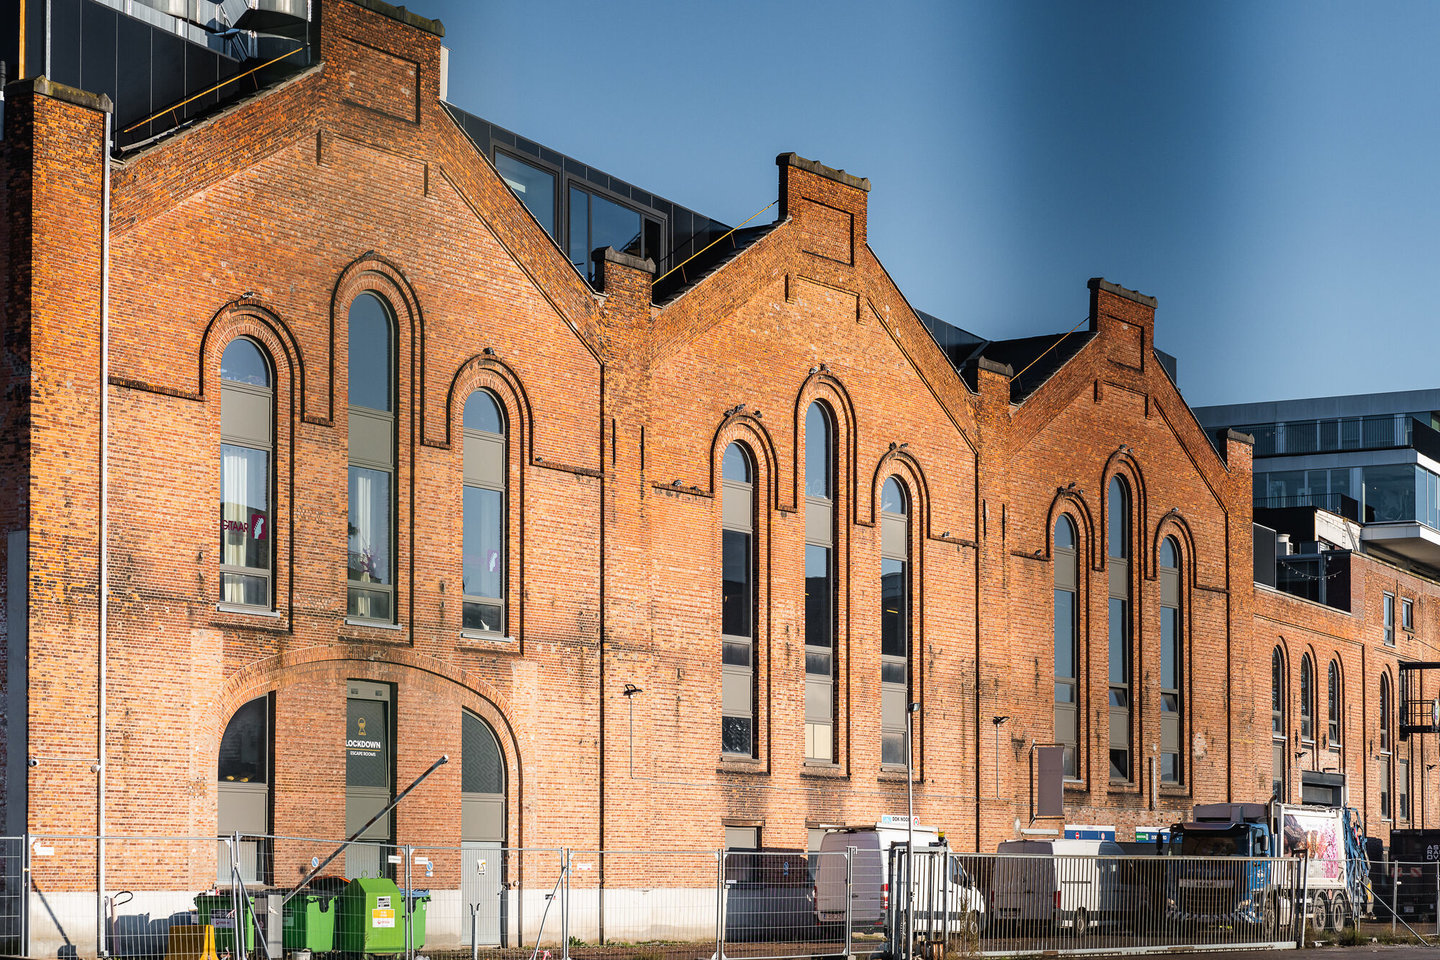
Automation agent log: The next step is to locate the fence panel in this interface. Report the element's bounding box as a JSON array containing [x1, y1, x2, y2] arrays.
[[961, 852, 1303, 956], [566, 849, 719, 959], [405, 844, 563, 960], [720, 849, 831, 960]]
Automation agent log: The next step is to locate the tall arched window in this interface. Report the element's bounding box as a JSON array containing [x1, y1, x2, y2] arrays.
[[346, 293, 396, 621], [1158, 536, 1182, 783], [1379, 672, 1392, 819], [1271, 648, 1286, 799], [461, 711, 507, 946], [1327, 659, 1342, 749], [220, 338, 273, 608], [1300, 654, 1315, 745], [880, 477, 910, 766], [218, 695, 271, 882], [721, 443, 755, 756], [463, 391, 507, 635], [804, 402, 835, 762], [1107, 476, 1132, 781], [1053, 516, 1079, 778]]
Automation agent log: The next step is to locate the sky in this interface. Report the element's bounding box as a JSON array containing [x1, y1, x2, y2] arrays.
[[420, 1, 1440, 409]]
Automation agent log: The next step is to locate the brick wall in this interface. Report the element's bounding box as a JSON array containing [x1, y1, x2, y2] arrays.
[[4, 0, 1428, 871]]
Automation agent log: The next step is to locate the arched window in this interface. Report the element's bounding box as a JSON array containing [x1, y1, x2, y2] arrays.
[[1158, 536, 1182, 783], [346, 293, 396, 622], [463, 391, 507, 635], [461, 711, 506, 844], [1327, 659, 1342, 749], [1106, 476, 1132, 781], [880, 477, 910, 766], [1053, 515, 1079, 778], [1300, 655, 1315, 744], [1379, 672, 1392, 819], [1271, 647, 1286, 799], [217, 695, 270, 882], [220, 337, 273, 608], [804, 402, 835, 762], [721, 443, 755, 756]]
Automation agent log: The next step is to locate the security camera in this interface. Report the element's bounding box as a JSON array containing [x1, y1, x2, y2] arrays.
[[27, 758, 38, 767]]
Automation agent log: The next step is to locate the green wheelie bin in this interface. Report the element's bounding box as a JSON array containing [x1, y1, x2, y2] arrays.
[[194, 892, 256, 954], [283, 889, 338, 953], [336, 877, 405, 955]]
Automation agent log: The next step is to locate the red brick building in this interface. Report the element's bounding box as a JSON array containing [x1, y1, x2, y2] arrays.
[[1, 0, 1433, 887]]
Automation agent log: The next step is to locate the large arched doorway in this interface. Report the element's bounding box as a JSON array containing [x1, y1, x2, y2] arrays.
[[462, 711, 507, 945]]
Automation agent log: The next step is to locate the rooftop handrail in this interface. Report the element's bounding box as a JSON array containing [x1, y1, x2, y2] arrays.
[[122, 45, 306, 135]]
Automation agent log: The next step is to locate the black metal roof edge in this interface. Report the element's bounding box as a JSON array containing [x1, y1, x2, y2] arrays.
[[652, 221, 782, 306], [347, 0, 444, 36]]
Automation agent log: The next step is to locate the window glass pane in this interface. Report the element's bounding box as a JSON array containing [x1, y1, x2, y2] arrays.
[[1108, 597, 1128, 684], [348, 293, 392, 413], [464, 390, 504, 434], [805, 544, 831, 649], [723, 443, 751, 482], [461, 712, 504, 795], [1054, 516, 1074, 550], [722, 717, 752, 755], [1160, 537, 1177, 569], [805, 403, 831, 499], [346, 696, 388, 789], [1109, 749, 1128, 781], [722, 529, 751, 637], [348, 466, 392, 586], [1403, 599, 1414, 630], [221, 338, 269, 386], [881, 557, 907, 658], [1161, 753, 1179, 782], [463, 601, 503, 633], [222, 573, 269, 607], [881, 477, 906, 514], [591, 192, 644, 260], [495, 152, 555, 236], [1054, 589, 1075, 680], [1054, 681, 1074, 703], [219, 698, 267, 783], [722, 640, 752, 667], [805, 650, 831, 676], [463, 486, 504, 602], [1108, 477, 1128, 558], [1161, 608, 1178, 689], [1362, 463, 1418, 522], [221, 444, 269, 574], [881, 731, 906, 766], [569, 186, 589, 273]]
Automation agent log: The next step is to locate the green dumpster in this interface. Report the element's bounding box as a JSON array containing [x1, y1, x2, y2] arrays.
[[403, 890, 429, 950], [336, 877, 405, 955], [283, 891, 338, 952], [195, 892, 256, 953]]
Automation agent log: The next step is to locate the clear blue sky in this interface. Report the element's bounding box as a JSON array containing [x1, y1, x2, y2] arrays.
[[423, 1, 1440, 408]]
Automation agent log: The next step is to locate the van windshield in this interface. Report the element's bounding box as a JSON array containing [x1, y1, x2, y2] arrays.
[[1179, 828, 1247, 857]]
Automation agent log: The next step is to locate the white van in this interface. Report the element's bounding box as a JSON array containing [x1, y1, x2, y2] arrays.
[[813, 820, 986, 935], [992, 838, 1131, 936]]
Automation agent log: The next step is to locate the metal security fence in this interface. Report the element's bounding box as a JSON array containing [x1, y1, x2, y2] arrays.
[[3, 835, 1372, 960]]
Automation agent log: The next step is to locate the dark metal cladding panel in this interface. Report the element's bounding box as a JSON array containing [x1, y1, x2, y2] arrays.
[[183, 43, 221, 119], [115, 16, 152, 143], [49, 0, 84, 88], [151, 30, 186, 132], [78, 2, 119, 113]]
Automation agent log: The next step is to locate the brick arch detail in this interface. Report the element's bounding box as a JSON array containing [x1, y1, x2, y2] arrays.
[[1045, 489, 1096, 565], [443, 355, 533, 459], [211, 645, 527, 841], [867, 448, 931, 532], [710, 415, 778, 507], [792, 370, 858, 513], [1100, 449, 1146, 571], [1151, 511, 1197, 584], [328, 253, 427, 430], [200, 301, 304, 402]]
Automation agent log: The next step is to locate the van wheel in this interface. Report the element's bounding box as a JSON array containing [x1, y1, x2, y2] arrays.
[[1260, 893, 1279, 939], [963, 911, 981, 938], [1073, 907, 1090, 938]]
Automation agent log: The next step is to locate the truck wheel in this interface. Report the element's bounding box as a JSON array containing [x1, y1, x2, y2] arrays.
[[1329, 893, 1349, 934], [1261, 893, 1279, 939], [963, 911, 980, 938], [1310, 894, 1330, 935], [1073, 907, 1090, 938]]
